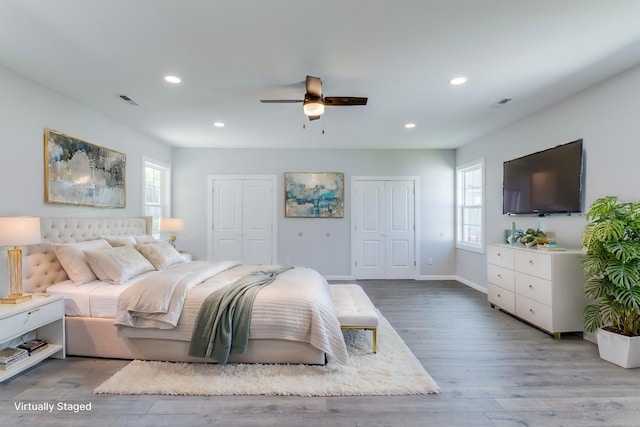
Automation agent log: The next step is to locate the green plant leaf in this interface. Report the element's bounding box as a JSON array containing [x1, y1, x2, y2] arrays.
[[610, 286, 640, 312], [605, 241, 640, 263], [584, 276, 613, 300], [584, 304, 603, 333], [593, 219, 625, 242], [586, 196, 618, 222], [606, 260, 640, 289]]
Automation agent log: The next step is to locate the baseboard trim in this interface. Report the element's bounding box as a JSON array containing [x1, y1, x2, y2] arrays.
[[416, 274, 457, 281], [453, 276, 487, 294]]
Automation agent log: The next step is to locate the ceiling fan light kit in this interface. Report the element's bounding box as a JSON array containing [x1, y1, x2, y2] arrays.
[[261, 75, 367, 121], [303, 100, 325, 117]]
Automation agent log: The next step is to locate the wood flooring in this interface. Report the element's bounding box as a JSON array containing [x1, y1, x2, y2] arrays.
[[1, 280, 639, 426]]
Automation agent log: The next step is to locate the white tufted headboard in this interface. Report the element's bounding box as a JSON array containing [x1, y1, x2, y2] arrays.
[[25, 217, 152, 293]]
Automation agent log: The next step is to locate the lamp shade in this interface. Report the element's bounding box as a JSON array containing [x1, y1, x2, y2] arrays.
[[159, 217, 184, 233], [0, 217, 41, 246]]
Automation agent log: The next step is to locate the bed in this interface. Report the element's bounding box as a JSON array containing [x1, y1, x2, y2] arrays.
[[24, 217, 347, 365]]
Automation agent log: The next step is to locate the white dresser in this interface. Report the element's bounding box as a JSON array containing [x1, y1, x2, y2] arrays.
[[487, 244, 585, 338]]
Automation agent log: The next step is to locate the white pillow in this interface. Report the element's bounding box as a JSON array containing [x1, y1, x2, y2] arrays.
[[84, 246, 155, 285], [54, 239, 111, 284], [136, 241, 185, 270], [102, 235, 136, 247], [134, 235, 157, 244]]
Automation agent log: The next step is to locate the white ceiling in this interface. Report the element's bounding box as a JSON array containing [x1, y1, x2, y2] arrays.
[[3, 0, 640, 150]]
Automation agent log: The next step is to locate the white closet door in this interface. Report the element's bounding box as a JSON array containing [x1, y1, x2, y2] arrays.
[[354, 178, 415, 279], [355, 181, 386, 279], [242, 179, 273, 264], [212, 179, 244, 261], [385, 180, 415, 279], [211, 177, 274, 264]]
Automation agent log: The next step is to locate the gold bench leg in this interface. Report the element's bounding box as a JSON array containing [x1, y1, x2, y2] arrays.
[[341, 326, 378, 353], [372, 327, 377, 353]]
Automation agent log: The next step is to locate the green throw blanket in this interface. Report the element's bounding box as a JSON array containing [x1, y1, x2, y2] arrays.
[[188, 266, 293, 363]]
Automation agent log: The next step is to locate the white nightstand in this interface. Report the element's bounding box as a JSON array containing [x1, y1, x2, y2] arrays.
[[0, 294, 66, 382]]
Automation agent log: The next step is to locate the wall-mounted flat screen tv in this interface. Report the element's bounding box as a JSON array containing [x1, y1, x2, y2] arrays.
[[503, 139, 583, 215]]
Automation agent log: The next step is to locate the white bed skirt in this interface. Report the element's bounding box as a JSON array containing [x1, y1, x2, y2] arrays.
[[65, 317, 326, 364]]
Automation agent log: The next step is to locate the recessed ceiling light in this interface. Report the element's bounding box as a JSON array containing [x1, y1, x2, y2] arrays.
[[213, 122, 225, 128], [164, 75, 181, 84], [405, 123, 416, 129], [449, 76, 467, 85]]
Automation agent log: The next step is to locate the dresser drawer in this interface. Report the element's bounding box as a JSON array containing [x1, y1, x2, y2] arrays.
[[487, 264, 515, 292], [488, 284, 515, 313], [0, 299, 64, 342], [514, 250, 552, 280], [487, 245, 514, 269], [515, 272, 552, 306], [515, 295, 552, 332]]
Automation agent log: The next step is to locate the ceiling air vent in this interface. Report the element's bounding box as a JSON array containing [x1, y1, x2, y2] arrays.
[[118, 94, 140, 106], [490, 98, 512, 108]]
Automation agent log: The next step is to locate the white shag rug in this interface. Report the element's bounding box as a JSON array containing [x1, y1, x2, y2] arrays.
[[94, 314, 439, 396]]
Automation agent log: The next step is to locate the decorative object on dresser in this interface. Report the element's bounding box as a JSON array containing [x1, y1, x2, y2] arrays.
[[487, 244, 585, 338], [159, 217, 185, 247], [0, 216, 41, 304], [0, 295, 65, 382], [581, 196, 640, 368]]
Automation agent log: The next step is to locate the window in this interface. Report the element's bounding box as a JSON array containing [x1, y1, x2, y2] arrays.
[[456, 159, 484, 253], [143, 158, 171, 236]]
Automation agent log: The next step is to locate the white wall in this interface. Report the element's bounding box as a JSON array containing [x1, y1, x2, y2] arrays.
[[456, 63, 640, 290], [0, 65, 172, 297], [172, 148, 456, 279]]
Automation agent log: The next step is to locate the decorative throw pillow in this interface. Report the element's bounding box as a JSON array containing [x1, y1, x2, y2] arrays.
[[102, 235, 136, 247], [54, 239, 111, 284], [136, 241, 185, 270], [84, 246, 155, 285], [134, 235, 157, 244]]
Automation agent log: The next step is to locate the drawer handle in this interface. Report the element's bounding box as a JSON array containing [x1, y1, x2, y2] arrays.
[[497, 274, 502, 278], [497, 253, 501, 256], [27, 308, 41, 315], [529, 308, 535, 314], [528, 284, 533, 289], [528, 260, 534, 264], [497, 294, 501, 298]]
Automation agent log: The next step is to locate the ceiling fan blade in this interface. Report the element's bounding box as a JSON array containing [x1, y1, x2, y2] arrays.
[[306, 76, 323, 98], [260, 99, 303, 103], [308, 115, 321, 121], [323, 96, 368, 106]]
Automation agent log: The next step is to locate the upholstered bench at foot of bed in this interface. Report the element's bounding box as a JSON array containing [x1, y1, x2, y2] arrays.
[[329, 284, 379, 353]]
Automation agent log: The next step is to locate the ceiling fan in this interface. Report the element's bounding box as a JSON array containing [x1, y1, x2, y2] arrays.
[[260, 75, 367, 120]]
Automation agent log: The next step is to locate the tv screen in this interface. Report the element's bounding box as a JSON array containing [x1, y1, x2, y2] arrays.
[[503, 139, 583, 215]]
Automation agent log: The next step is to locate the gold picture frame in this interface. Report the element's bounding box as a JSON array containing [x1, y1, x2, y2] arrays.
[[44, 128, 126, 208]]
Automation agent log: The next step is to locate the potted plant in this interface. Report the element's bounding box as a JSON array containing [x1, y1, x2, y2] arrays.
[[581, 196, 640, 368]]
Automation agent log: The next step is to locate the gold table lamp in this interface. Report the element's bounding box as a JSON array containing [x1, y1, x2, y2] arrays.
[[159, 217, 185, 248], [0, 217, 41, 304]]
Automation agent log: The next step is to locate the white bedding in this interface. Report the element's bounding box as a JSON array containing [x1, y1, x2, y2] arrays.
[[47, 271, 155, 318], [47, 260, 348, 363]]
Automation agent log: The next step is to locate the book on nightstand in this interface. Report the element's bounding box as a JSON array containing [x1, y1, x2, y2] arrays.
[[17, 339, 49, 355], [0, 347, 28, 371]]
